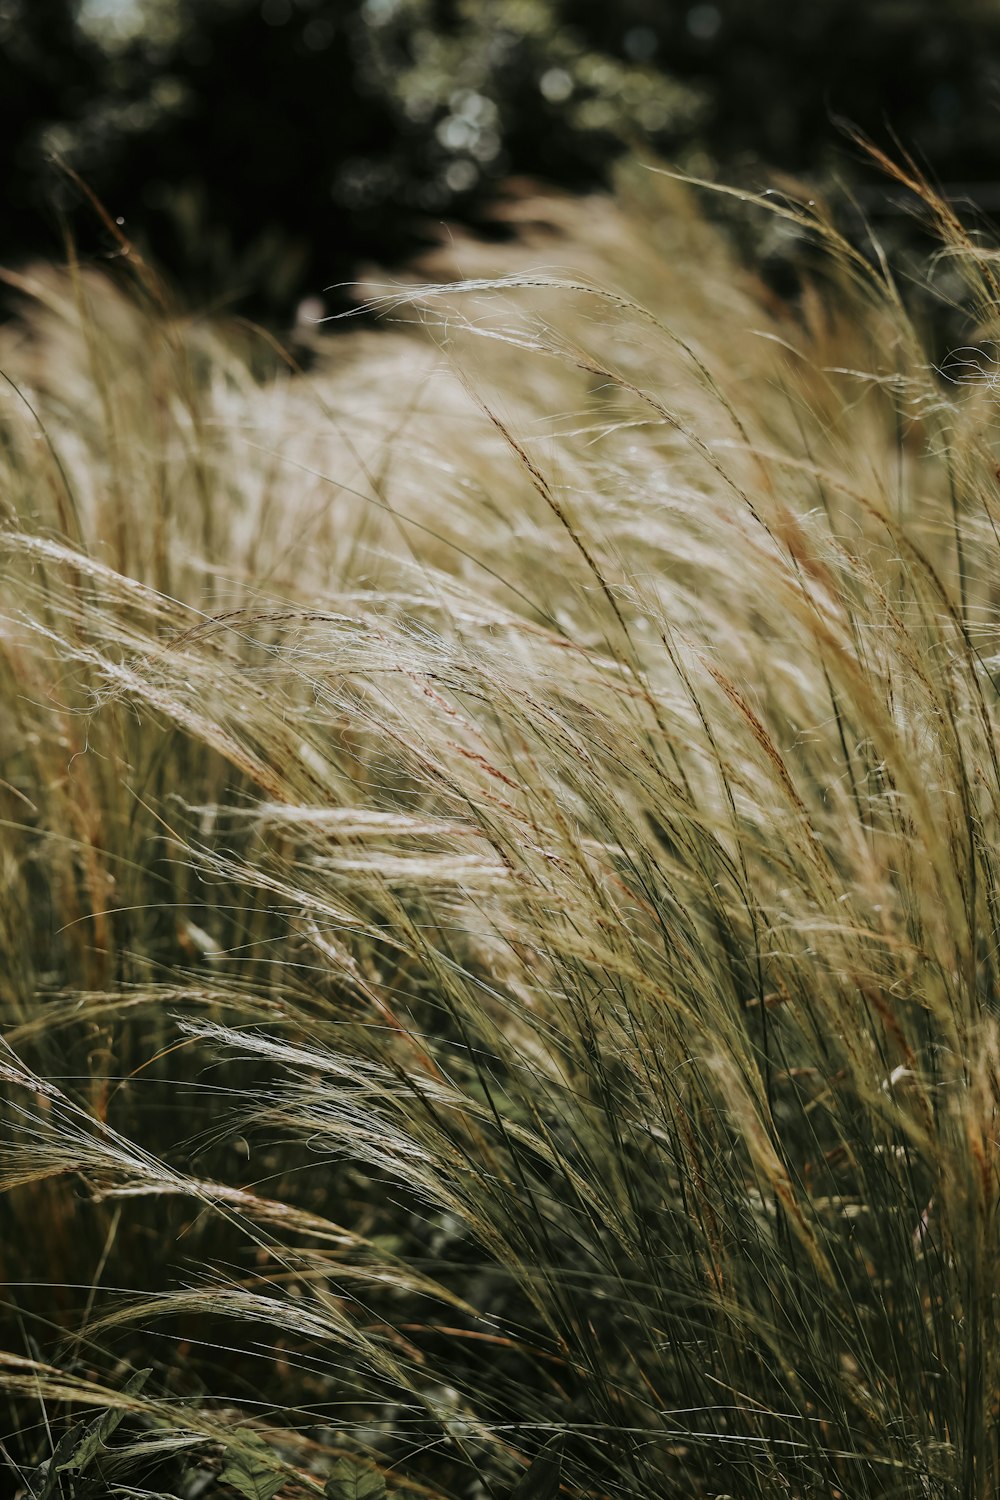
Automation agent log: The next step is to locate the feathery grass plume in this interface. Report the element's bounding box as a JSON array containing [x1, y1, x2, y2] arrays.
[[3, 160, 1000, 1497]]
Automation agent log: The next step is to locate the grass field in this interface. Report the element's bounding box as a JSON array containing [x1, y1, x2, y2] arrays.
[[2, 158, 1000, 1499]]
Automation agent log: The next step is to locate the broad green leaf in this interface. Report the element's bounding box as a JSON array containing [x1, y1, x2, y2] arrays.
[[218, 1433, 286, 1500], [61, 1368, 152, 1474], [324, 1456, 386, 1500], [37, 1423, 86, 1499], [509, 1441, 562, 1500]]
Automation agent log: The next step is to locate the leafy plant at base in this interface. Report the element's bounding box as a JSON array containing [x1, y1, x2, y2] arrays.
[[219, 1432, 287, 1500], [325, 1456, 386, 1500]]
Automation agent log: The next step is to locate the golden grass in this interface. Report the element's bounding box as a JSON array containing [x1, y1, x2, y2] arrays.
[[2, 160, 1000, 1498]]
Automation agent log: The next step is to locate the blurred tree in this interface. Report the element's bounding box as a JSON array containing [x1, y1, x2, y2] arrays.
[[560, 0, 1000, 184], [61, 0, 703, 316], [5, 0, 1000, 319], [0, 0, 104, 260]]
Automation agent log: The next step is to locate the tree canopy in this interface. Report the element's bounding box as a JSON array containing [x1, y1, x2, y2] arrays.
[[6, 0, 1000, 315]]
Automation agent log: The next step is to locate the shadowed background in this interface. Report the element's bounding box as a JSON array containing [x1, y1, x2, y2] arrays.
[[5, 0, 1000, 318]]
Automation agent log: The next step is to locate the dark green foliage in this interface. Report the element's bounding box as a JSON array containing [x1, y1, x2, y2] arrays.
[[11, 1369, 206, 1500], [561, 0, 1000, 178], [64, 0, 700, 316], [5, 0, 1000, 317], [325, 1456, 386, 1500], [0, 0, 103, 257], [218, 1433, 286, 1500], [508, 1440, 561, 1499]]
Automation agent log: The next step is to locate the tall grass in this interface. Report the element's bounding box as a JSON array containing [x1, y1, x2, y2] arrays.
[[2, 160, 1000, 1498]]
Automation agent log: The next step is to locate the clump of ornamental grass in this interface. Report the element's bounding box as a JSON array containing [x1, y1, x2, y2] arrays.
[[2, 156, 1000, 1498]]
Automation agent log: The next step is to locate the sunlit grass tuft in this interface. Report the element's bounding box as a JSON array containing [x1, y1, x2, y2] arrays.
[[2, 161, 1000, 1498]]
